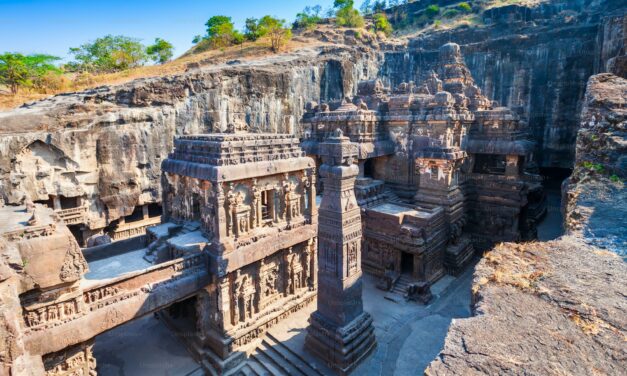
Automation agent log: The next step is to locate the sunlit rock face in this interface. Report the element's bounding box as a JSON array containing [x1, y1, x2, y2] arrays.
[[0, 0, 624, 243], [0, 46, 380, 240]]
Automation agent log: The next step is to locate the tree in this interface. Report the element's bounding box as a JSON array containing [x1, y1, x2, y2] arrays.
[[334, 0, 365, 28], [425, 5, 440, 18], [67, 35, 147, 73], [373, 1, 387, 13], [334, 0, 354, 8], [259, 16, 292, 53], [146, 38, 174, 64], [360, 0, 373, 15], [373, 12, 393, 36], [244, 18, 266, 41], [205, 16, 237, 48], [336, 7, 365, 28], [294, 6, 323, 29], [0, 53, 60, 94]]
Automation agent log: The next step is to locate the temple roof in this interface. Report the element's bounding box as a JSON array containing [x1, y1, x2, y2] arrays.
[[162, 133, 313, 182]]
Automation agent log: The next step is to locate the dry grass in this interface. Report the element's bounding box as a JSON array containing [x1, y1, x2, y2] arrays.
[[475, 242, 546, 294], [569, 313, 604, 335], [0, 36, 323, 111]]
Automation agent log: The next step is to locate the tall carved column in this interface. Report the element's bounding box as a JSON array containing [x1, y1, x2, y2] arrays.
[[305, 130, 376, 375]]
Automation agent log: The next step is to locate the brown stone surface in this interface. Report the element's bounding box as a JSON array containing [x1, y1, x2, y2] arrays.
[[426, 238, 626, 375], [426, 72, 627, 376]]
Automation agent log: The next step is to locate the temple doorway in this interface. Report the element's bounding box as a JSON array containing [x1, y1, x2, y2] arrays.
[[401, 252, 413, 275], [364, 159, 376, 178]]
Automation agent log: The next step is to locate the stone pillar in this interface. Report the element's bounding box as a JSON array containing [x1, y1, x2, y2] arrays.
[[52, 196, 61, 210], [308, 168, 317, 221], [142, 204, 149, 220], [305, 130, 376, 375]]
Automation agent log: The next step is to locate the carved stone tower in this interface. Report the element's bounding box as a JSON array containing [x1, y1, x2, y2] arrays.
[[305, 129, 376, 375]]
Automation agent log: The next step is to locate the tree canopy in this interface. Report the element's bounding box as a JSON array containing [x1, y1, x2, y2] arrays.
[[67, 35, 147, 73], [0, 53, 60, 94], [294, 6, 323, 29], [146, 38, 174, 64], [259, 16, 292, 52], [244, 17, 266, 41], [334, 0, 365, 28]]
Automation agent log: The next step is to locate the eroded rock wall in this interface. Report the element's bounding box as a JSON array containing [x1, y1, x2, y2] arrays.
[[0, 47, 380, 231], [383, 0, 626, 168], [426, 72, 627, 375]]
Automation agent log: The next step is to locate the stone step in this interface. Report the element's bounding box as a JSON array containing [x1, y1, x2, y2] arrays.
[[258, 339, 304, 376], [264, 333, 325, 376], [243, 361, 268, 376], [250, 352, 282, 376]]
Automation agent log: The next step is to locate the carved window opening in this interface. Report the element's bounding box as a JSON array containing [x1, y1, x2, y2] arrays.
[[147, 203, 162, 218], [261, 190, 274, 221], [125, 206, 145, 223], [473, 154, 506, 175]]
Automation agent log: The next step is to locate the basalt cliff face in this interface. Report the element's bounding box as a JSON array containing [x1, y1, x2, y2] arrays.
[[0, 44, 381, 232], [384, 0, 626, 168], [0, 0, 625, 237], [426, 73, 626, 375]]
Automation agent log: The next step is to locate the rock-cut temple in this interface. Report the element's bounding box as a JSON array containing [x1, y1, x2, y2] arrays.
[[0, 43, 546, 375]]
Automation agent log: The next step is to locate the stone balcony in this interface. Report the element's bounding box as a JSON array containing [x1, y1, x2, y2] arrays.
[[111, 216, 162, 241], [55, 206, 87, 225]]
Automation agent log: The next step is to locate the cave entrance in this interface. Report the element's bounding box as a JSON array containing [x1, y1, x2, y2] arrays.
[[364, 159, 376, 178], [473, 154, 506, 175], [125, 206, 144, 223], [401, 251, 413, 275], [67, 224, 84, 246]]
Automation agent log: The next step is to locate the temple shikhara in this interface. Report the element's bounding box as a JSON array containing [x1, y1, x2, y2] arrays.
[[0, 43, 547, 375]]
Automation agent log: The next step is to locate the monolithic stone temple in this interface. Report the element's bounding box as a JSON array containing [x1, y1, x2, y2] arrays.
[[157, 133, 319, 372], [303, 42, 545, 285], [0, 43, 548, 376]]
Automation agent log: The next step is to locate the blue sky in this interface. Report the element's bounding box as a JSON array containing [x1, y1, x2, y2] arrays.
[[0, 0, 352, 61]]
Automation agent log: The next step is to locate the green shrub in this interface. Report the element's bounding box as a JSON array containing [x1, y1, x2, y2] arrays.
[[582, 161, 604, 173], [294, 6, 323, 30], [426, 5, 440, 18], [458, 2, 472, 13], [610, 174, 621, 183], [434, 19, 442, 28], [336, 6, 365, 28], [373, 12, 393, 36]]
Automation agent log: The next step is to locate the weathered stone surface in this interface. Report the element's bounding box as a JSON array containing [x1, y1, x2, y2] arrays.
[[383, 0, 626, 168], [427, 237, 626, 375], [0, 46, 380, 241], [426, 70, 627, 376], [564, 73, 626, 254]]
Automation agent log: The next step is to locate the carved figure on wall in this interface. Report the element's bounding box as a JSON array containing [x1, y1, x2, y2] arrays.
[[60, 238, 88, 282]]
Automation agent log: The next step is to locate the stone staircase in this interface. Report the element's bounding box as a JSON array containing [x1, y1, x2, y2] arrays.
[[238, 333, 326, 376], [382, 187, 405, 204], [391, 274, 413, 296]]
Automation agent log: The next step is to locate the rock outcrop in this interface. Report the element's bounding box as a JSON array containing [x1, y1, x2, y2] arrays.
[[426, 72, 627, 374], [426, 237, 626, 375], [0, 45, 380, 236], [563, 73, 626, 254], [0, 1, 624, 240], [384, 0, 626, 168]]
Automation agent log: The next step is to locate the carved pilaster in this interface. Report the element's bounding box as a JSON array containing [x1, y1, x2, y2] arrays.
[[306, 129, 376, 375]]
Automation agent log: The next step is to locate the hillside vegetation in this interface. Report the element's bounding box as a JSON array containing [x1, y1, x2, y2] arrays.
[[0, 0, 545, 110]]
